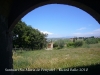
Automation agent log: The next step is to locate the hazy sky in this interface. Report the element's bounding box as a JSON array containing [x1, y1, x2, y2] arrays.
[[22, 4, 100, 38]]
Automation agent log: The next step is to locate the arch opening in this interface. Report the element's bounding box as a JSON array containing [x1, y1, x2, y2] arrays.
[[12, 3, 99, 71]]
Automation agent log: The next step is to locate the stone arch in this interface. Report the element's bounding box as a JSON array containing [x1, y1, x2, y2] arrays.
[[8, 0, 100, 32], [1, 0, 100, 75]]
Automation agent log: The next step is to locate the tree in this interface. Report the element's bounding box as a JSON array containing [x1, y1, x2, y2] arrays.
[[54, 39, 65, 49], [12, 20, 48, 50]]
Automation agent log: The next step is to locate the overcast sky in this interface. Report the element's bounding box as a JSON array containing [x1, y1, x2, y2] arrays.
[[22, 4, 100, 38]]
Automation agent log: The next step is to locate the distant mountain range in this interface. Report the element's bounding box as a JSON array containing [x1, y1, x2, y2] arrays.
[[47, 36, 74, 39], [46, 37, 72, 41], [46, 36, 100, 41]]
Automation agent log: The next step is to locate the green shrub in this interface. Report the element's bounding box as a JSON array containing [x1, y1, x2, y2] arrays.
[[74, 41, 83, 47], [73, 38, 75, 42], [58, 40, 65, 49], [83, 38, 88, 41], [97, 38, 100, 42], [67, 42, 75, 47], [54, 39, 65, 49], [53, 42, 58, 48], [67, 41, 83, 47], [85, 38, 98, 44]]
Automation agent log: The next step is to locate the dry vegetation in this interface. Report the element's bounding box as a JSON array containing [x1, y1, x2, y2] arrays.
[[13, 46, 100, 69]]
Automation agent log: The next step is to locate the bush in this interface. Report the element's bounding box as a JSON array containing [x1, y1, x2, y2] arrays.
[[85, 38, 98, 44], [74, 41, 83, 47], [67, 41, 83, 47], [67, 42, 75, 47], [73, 38, 75, 42], [97, 38, 100, 42], [58, 40, 65, 48], [83, 38, 88, 41], [54, 39, 65, 49], [53, 42, 58, 48]]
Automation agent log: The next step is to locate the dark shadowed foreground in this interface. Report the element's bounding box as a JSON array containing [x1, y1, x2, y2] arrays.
[[13, 64, 100, 75]]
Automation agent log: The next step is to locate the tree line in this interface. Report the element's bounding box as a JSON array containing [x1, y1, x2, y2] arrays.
[[53, 37, 100, 49], [12, 20, 48, 50]]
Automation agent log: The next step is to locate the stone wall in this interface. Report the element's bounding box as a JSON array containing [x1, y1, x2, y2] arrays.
[[0, 15, 13, 75], [46, 42, 53, 50]]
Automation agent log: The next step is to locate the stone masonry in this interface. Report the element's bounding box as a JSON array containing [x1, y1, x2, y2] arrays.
[[0, 15, 13, 75]]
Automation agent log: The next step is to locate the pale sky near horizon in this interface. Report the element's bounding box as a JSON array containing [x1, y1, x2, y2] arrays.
[[22, 4, 100, 38]]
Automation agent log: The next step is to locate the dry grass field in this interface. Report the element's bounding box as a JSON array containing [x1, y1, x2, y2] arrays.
[[13, 47, 100, 69]]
